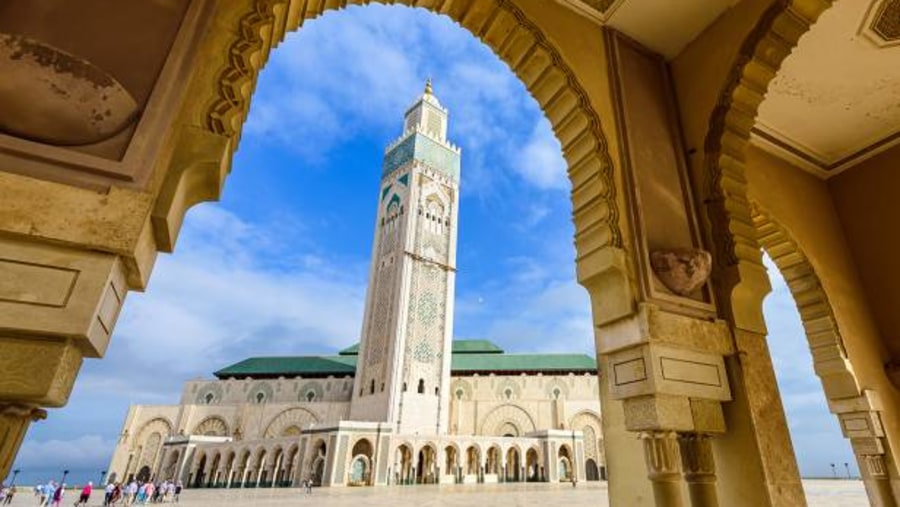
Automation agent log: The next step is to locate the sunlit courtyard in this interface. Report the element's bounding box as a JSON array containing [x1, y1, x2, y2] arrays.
[[2, 480, 868, 507]]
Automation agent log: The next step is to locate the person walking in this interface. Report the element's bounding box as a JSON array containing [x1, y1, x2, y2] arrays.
[[42, 481, 56, 507], [75, 482, 92, 506], [49, 483, 64, 507], [4, 484, 16, 505], [173, 482, 182, 503]]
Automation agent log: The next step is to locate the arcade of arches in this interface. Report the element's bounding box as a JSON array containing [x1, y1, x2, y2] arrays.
[[1, 0, 900, 506]]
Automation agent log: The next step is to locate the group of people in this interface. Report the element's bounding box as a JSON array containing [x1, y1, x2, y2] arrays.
[[101, 479, 182, 505], [20, 479, 182, 506], [0, 484, 17, 505]]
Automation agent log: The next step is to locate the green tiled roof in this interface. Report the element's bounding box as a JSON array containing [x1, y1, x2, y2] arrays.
[[451, 340, 503, 354], [215, 340, 596, 379], [214, 355, 356, 379], [450, 353, 595, 374]]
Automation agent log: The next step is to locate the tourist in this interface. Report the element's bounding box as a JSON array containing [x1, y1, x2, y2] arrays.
[[41, 481, 56, 507], [74, 481, 92, 506], [173, 481, 182, 503], [49, 483, 64, 507], [4, 484, 16, 505], [0, 484, 7, 504], [125, 480, 138, 505], [104, 482, 115, 506]]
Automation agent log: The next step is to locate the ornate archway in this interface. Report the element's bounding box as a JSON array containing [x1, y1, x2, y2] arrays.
[[263, 407, 319, 438]]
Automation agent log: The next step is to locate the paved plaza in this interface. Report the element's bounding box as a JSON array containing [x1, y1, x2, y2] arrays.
[[3, 480, 868, 506]]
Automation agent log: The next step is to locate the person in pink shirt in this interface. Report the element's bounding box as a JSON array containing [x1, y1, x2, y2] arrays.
[[74, 482, 92, 506]]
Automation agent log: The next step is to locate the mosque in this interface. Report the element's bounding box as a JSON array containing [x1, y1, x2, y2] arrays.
[[105, 83, 605, 488]]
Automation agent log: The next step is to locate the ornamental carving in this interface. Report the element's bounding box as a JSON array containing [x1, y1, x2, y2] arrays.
[[872, 0, 900, 41], [204, 0, 622, 253], [649, 248, 712, 296], [480, 404, 536, 436], [263, 408, 319, 438], [192, 416, 229, 437]]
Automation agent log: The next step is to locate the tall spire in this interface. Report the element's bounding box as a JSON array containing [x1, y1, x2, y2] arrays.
[[424, 78, 433, 95]]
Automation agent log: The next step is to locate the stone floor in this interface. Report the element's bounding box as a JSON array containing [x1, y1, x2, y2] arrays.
[[4, 480, 868, 506]]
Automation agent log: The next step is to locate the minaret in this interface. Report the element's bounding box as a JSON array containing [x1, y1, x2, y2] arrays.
[[350, 80, 460, 436]]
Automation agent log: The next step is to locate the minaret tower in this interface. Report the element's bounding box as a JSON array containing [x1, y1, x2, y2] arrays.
[[350, 80, 460, 436]]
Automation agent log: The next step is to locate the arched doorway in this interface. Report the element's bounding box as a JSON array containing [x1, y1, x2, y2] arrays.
[[308, 440, 327, 487], [465, 446, 480, 479], [557, 445, 572, 482], [526, 447, 540, 482], [444, 445, 459, 483], [585, 458, 599, 481], [191, 453, 206, 488], [416, 445, 437, 484], [506, 447, 521, 482], [395, 444, 413, 485], [348, 438, 374, 486]]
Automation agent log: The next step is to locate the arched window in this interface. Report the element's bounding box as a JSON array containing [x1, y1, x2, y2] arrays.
[[306, 391, 316, 402], [205, 393, 214, 404], [255, 392, 265, 404], [504, 388, 513, 400], [434, 387, 439, 396], [381, 383, 385, 392], [369, 379, 375, 394], [402, 382, 407, 392], [455, 389, 464, 400], [417, 379, 425, 394]]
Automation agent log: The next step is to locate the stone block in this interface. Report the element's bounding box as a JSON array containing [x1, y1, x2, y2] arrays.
[[608, 343, 731, 402], [839, 411, 885, 439], [0, 338, 83, 406], [623, 394, 693, 432], [689, 398, 726, 434], [0, 237, 127, 357]]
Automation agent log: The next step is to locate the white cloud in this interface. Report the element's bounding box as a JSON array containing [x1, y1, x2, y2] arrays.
[[514, 119, 568, 191]]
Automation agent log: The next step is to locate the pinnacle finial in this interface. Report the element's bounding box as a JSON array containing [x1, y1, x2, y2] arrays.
[[425, 78, 433, 95]]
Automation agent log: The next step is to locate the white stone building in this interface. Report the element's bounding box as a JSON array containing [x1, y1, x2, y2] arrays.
[[106, 83, 605, 488]]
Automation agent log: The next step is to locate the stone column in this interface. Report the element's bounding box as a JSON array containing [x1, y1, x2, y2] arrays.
[[678, 434, 718, 507], [0, 236, 129, 480], [862, 454, 898, 507], [641, 431, 685, 507]]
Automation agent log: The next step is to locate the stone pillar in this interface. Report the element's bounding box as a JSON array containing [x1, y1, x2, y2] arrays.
[[861, 454, 898, 507], [640, 432, 685, 507], [0, 236, 129, 479], [678, 434, 718, 507]]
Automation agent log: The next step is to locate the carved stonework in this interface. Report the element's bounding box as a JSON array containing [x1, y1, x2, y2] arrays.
[[864, 454, 889, 478], [640, 431, 681, 480], [204, 0, 622, 255], [872, 0, 900, 41], [650, 248, 712, 296], [678, 433, 716, 480], [0, 404, 47, 478]]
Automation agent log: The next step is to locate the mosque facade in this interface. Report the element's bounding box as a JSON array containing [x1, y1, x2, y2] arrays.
[[105, 84, 605, 488]]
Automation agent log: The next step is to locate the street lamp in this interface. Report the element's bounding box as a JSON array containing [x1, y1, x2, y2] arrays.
[[10, 469, 20, 486], [61, 469, 70, 487], [100, 470, 108, 486], [844, 462, 851, 479], [829, 463, 836, 478]]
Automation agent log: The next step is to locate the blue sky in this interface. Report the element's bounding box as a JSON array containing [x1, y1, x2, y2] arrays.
[[12, 5, 855, 487]]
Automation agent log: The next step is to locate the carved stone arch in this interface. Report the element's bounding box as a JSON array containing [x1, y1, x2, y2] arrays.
[[703, 0, 833, 277], [134, 417, 174, 450], [751, 205, 866, 400], [569, 410, 602, 460], [299, 381, 324, 402], [545, 378, 570, 400], [263, 407, 319, 438], [192, 416, 230, 437], [495, 378, 522, 401], [451, 379, 473, 401], [159, 0, 625, 282], [195, 383, 224, 404], [480, 403, 536, 436], [246, 381, 275, 403]]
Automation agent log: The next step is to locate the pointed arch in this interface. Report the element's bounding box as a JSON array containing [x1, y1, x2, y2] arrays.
[[158, 0, 624, 270]]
